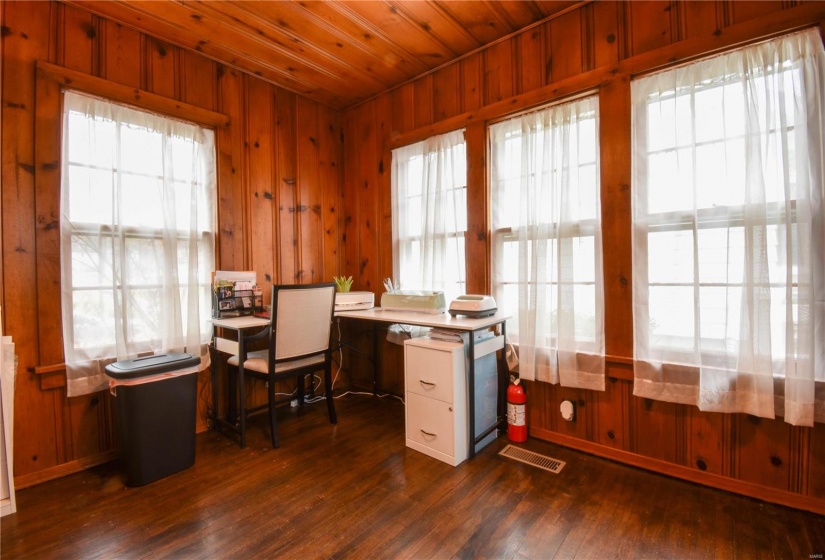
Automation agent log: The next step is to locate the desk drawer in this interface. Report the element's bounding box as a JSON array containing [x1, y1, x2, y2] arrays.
[[405, 392, 457, 459], [404, 339, 462, 403]]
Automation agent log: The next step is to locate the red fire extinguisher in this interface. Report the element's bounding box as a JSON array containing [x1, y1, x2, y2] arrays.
[[507, 375, 527, 442]]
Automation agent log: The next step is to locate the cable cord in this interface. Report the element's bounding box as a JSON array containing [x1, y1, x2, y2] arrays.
[[302, 318, 405, 405]]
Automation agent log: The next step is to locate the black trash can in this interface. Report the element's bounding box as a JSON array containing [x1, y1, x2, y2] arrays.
[[105, 353, 200, 487]]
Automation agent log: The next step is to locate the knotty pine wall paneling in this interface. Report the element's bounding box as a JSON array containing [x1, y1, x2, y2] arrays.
[[484, 39, 514, 105], [275, 90, 298, 285], [3, 0, 62, 484], [592, 1, 620, 67], [599, 75, 633, 359], [807, 425, 825, 499], [413, 74, 434, 130], [296, 97, 323, 283], [320, 104, 345, 285], [246, 77, 277, 287], [464, 121, 489, 296], [34, 60, 66, 462], [375, 94, 394, 291], [340, 1, 825, 513], [52, 2, 115, 468], [145, 37, 179, 100], [390, 83, 415, 137], [1, 0, 344, 487], [548, 8, 584, 83], [433, 64, 461, 122], [516, 27, 544, 95], [101, 20, 141, 88], [684, 407, 729, 477], [216, 66, 247, 270], [460, 53, 483, 113], [595, 378, 628, 451]]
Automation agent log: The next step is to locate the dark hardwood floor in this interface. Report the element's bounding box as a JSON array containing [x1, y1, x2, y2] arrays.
[[3, 395, 824, 559]]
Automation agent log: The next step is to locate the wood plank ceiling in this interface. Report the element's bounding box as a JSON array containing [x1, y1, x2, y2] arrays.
[[61, 0, 582, 109]]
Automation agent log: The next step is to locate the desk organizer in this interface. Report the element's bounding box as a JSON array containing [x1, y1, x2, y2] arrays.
[[212, 285, 263, 319]]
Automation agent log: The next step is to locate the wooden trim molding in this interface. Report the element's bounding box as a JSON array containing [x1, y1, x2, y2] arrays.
[[14, 449, 118, 490], [36, 60, 231, 128], [32, 363, 67, 390], [531, 427, 825, 516]]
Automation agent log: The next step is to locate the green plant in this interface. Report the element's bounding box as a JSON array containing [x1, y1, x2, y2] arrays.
[[333, 275, 353, 293]]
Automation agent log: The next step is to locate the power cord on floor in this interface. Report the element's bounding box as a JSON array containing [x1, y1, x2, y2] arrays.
[[303, 318, 405, 405]]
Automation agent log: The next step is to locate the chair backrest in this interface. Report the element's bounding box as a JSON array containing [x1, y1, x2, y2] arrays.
[[270, 283, 336, 362]]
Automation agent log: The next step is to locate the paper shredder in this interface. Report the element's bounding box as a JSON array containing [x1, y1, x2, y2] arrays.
[[104, 353, 200, 486]]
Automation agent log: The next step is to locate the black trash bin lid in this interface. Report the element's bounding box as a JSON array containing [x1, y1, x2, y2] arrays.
[[104, 353, 200, 380]]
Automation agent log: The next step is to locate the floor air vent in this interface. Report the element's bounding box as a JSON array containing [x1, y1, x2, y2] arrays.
[[499, 444, 566, 474]]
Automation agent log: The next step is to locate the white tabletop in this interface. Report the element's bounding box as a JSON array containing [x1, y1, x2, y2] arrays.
[[335, 308, 510, 331], [210, 316, 270, 330]]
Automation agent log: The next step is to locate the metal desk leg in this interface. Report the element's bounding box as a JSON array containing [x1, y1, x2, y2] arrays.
[[210, 325, 219, 429], [227, 356, 237, 425], [497, 320, 508, 431], [373, 322, 379, 396], [238, 334, 246, 449], [468, 333, 476, 459]]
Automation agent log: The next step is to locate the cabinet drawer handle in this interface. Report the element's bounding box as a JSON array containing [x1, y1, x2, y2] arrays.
[[420, 429, 436, 437], [419, 380, 436, 387]]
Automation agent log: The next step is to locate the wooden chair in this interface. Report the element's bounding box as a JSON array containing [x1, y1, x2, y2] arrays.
[[228, 282, 337, 448]]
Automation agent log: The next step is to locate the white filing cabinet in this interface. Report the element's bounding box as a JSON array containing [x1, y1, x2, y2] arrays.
[[404, 337, 469, 466]]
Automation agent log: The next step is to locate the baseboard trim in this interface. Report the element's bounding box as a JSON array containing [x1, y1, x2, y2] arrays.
[[1, 497, 16, 517], [14, 450, 118, 490], [530, 427, 825, 515]]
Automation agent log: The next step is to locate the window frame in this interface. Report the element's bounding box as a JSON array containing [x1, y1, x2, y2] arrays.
[[634, 71, 807, 365], [489, 95, 603, 349], [34, 61, 228, 370], [391, 130, 468, 302]]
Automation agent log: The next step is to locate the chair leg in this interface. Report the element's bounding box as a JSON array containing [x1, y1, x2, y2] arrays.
[[268, 373, 279, 448], [325, 362, 337, 424]]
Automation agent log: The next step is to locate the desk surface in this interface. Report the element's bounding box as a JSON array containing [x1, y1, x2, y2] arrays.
[[211, 308, 511, 332], [335, 308, 510, 331]]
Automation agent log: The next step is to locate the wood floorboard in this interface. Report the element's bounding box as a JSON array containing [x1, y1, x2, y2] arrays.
[[2, 395, 825, 559]]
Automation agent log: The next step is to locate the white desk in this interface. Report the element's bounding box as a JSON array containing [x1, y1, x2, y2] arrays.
[[209, 316, 270, 445], [209, 310, 512, 458], [336, 308, 511, 459]]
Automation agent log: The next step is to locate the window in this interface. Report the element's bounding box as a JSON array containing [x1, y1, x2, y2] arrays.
[[631, 29, 825, 426], [60, 91, 216, 396], [490, 95, 604, 389], [391, 129, 466, 303]]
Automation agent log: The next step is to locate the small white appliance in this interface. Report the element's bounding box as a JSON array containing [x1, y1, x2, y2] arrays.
[[448, 294, 497, 318], [380, 290, 446, 314], [334, 291, 374, 312]]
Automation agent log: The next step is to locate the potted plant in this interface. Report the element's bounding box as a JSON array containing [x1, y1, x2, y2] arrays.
[[332, 275, 353, 293]]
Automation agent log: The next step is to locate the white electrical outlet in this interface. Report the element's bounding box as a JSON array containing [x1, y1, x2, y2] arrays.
[[560, 400, 575, 421]]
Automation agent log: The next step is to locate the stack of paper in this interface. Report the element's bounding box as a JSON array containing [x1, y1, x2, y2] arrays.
[[428, 329, 465, 343]]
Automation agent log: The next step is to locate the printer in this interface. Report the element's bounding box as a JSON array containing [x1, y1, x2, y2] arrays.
[[380, 290, 447, 314], [448, 294, 497, 318], [334, 291, 374, 312]]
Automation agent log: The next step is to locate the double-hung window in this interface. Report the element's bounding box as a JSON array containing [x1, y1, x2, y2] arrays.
[[631, 29, 825, 426], [490, 95, 605, 389], [391, 129, 467, 303], [60, 91, 216, 396]]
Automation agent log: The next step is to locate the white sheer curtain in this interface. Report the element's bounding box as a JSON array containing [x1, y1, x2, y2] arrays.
[[391, 129, 467, 303], [60, 91, 216, 397], [631, 29, 825, 426], [490, 95, 605, 389]]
